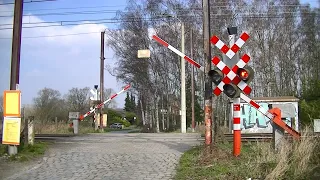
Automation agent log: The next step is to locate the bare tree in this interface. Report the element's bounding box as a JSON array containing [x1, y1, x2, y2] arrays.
[[33, 88, 63, 124], [103, 87, 117, 108], [65, 87, 90, 114]]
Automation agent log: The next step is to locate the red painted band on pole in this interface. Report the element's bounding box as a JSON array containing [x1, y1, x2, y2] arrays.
[[233, 104, 240, 111]]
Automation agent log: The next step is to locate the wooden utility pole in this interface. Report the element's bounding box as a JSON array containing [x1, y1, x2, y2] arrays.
[[190, 28, 195, 133], [10, 0, 23, 90], [100, 31, 105, 132], [9, 0, 23, 155], [202, 0, 213, 146]]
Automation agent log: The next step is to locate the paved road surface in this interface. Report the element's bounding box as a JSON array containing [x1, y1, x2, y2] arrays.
[[3, 133, 202, 180]]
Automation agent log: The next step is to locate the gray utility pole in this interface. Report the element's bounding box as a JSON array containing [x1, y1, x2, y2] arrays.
[[181, 22, 187, 133], [100, 31, 105, 132], [203, 0, 213, 145], [9, 0, 23, 155], [190, 28, 195, 133]]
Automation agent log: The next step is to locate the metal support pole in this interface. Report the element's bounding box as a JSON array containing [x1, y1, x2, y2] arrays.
[[190, 28, 195, 133], [181, 22, 186, 133], [9, 0, 23, 155], [203, 0, 213, 145], [100, 31, 105, 132]]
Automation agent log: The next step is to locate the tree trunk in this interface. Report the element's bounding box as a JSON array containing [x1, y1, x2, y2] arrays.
[[155, 96, 160, 133], [140, 98, 146, 126]]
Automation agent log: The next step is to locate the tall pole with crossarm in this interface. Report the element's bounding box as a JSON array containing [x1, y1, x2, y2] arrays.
[[100, 31, 105, 132]]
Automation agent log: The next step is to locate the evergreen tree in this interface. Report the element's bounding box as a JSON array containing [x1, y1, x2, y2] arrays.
[[124, 92, 131, 112], [130, 93, 136, 112]]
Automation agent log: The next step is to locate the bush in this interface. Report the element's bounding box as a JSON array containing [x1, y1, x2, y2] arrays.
[[125, 111, 139, 125], [114, 117, 131, 127], [106, 109, 122, 125]]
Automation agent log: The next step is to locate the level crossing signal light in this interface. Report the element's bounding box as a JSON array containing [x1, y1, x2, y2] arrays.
[[209, 65, 254, 98], [208, 68, 223, 84], [237, 65, 254, 84]]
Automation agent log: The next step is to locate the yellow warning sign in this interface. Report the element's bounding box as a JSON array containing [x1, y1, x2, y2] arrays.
[[3, 90, 21, 117], [2, 117, 21, 145]]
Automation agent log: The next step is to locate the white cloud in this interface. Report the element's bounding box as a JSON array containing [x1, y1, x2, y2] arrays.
[[0, 3, 126, 108]]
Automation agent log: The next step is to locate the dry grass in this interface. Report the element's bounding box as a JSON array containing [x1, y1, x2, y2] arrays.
[[31, 120, 95, 134], [175, 126, 320, 180], [250, 126, 319, 180]]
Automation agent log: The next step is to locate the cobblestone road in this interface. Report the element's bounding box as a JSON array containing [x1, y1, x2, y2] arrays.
[[4, 132, 202, 180]]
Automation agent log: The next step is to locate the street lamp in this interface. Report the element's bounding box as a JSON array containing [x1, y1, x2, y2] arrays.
[[164, 14, 186, 133]]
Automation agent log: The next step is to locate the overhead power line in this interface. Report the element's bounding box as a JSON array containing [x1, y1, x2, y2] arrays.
[[0, 3, 314, 12], [0, 11, 315, 27], [22, 4, 127, 12], [0, 0, 57, 6], [0, 29, 317, 40], [0, 13, 315, 31], [0, 31, 101, 39], [0, 9, 120, 17]]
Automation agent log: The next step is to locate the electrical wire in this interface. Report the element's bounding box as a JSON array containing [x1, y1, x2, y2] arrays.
[[0, 3, 315, 12], [0, 31, 101, 39], [0, 13, 315, 31], [0, 11, 316, 27], [0, 9, 120, 17], [0, 0, 57, 6]]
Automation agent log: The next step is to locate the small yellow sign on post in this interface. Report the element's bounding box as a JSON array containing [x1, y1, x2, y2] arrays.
[[137, 49, 151, 58], [3, 90, 21, 117], [2, 117, 21, 145]]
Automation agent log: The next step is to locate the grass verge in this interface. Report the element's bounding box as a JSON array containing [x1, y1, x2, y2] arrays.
[[0, 141, 49, 162], [174, 127, 320, 180]]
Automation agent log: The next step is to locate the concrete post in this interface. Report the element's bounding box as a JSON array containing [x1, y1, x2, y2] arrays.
[[73, 119, 79, 134], [28, 116, 34, 145], [273, 123, 285, 151], [268, 104, 285, 151], [55, 117, 58, 133]]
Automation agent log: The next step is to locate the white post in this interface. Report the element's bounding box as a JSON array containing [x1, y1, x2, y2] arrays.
[[181, 22, 186, 133], [28, 117, 34, 145], [73, 119, 79, 134]]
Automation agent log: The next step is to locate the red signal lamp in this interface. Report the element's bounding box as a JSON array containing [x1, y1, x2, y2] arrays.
[[238, 69, 249, 80], [237, 66, 254, 83]]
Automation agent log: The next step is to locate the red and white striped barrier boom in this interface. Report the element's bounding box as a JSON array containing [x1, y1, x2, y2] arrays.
[[240, 93, 274, 119], [240, 93, 301, 139], [152, 35, 204, 72], [79, 84, 131, 120]]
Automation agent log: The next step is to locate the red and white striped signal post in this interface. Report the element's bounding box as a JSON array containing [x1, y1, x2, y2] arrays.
[[209, 29, 253, 156], [152, 29, 301, 156]]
